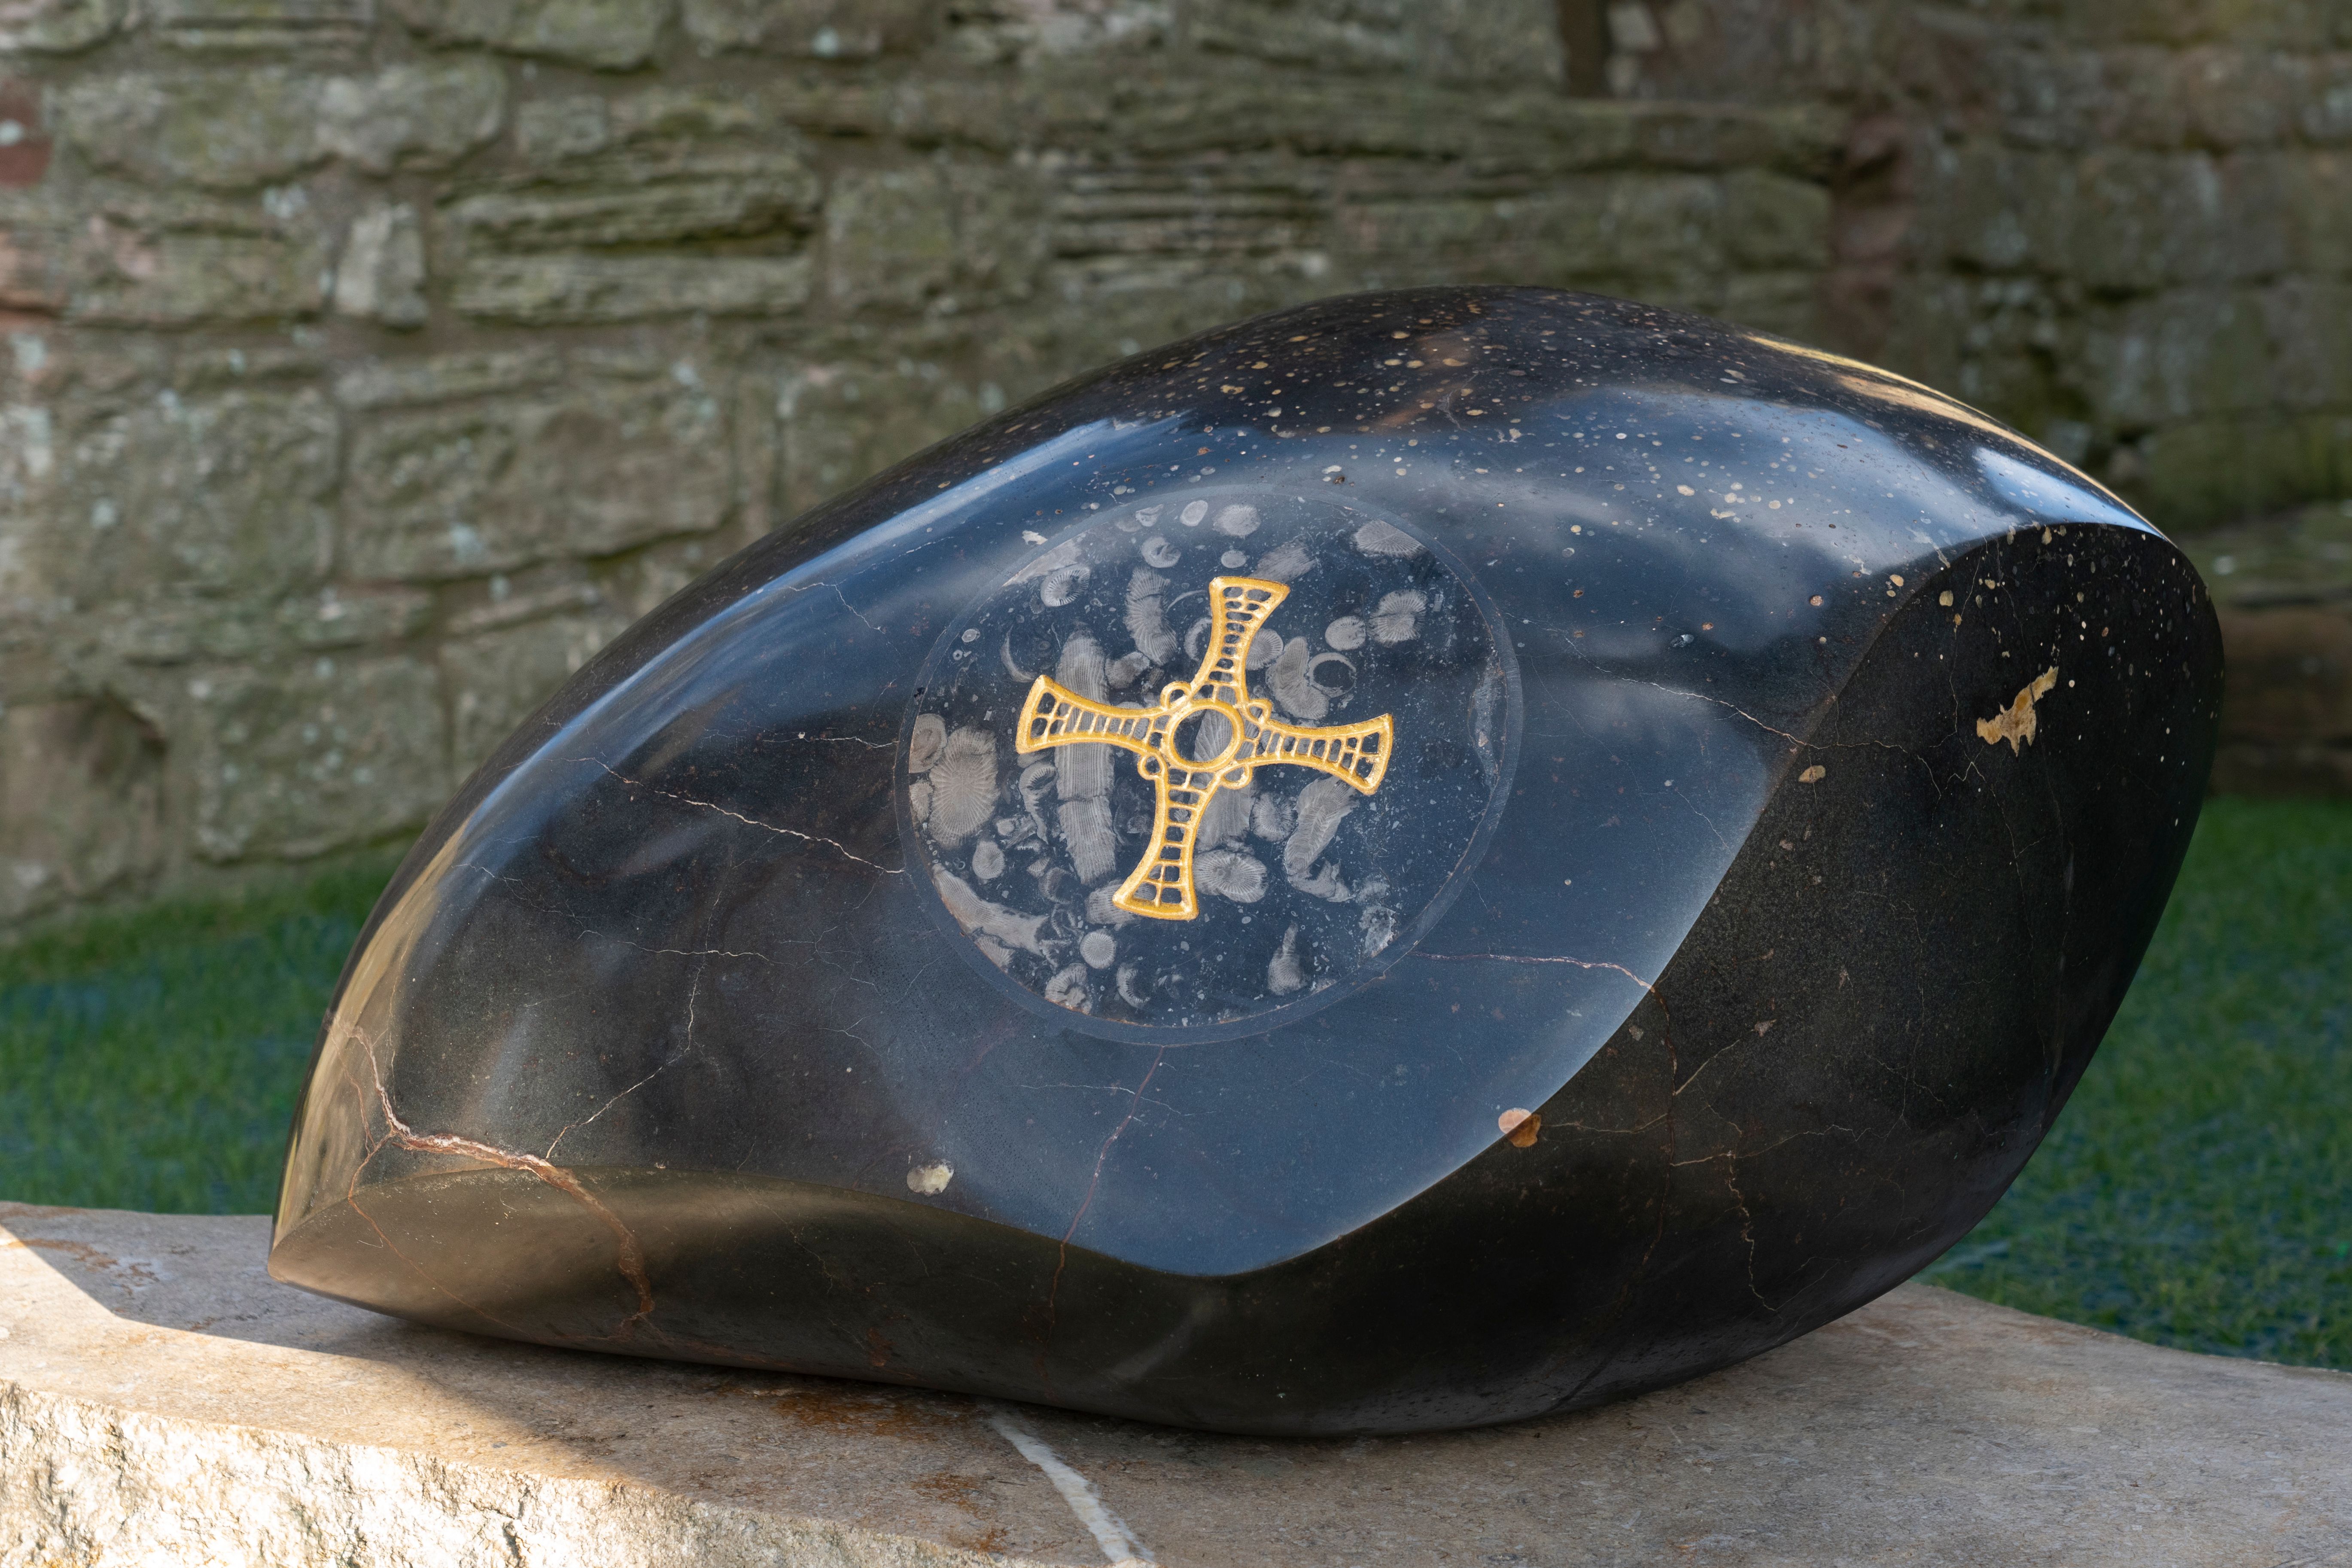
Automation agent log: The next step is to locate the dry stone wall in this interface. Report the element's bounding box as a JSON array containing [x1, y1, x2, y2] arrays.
[[0, 0, 2340, 924], [1609, 0, 2352, 529], [1891, 6, 2352, 533], [1616, 0, 2352, 800]]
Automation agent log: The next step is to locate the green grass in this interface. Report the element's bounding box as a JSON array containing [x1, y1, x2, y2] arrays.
[[0, 856, 400, 1215], [1922, 796, 2352, 1368], [0, 804, 2345, 1370]]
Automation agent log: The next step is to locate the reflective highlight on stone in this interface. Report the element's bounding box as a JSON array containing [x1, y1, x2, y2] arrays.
[[271, 289, 2221, 1436]]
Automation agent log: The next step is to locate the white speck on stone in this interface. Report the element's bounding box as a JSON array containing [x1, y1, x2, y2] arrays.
[[1008, 537, 1080, 585], [1267, 922, 1306, 995], [937, 870, 1048, 954], [1284, 777, 1358, 895], [970, 839, 1005, 881], [906, 1162, 953, 1194], [1266, 636, 1326, 721], [1044, 963, 1092, 1012], [1352, 519, 1422, 556], [906, 713, 946, 773], [1126, 569, 1179, 664], [1370, 590, 1426, 644], [1040, 565, 1088, 606], [1080, 930, 1117, 969], [925, 728, 1001, 846], [1195, 847, 1268, 903], [1242, 540, 1307, 585]]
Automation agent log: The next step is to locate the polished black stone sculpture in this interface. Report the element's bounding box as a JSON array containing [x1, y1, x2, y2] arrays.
[[271, 288, 2221, 1435]]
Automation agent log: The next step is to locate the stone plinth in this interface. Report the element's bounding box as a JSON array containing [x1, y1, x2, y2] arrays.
[[3, 1203, 2348, 1567]]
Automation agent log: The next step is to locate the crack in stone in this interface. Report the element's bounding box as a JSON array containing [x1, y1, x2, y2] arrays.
[[827, 1016, 886, 1066], [1721, 1156, 1770, 1312], [826, 582, 882, 632], [349, 1030, 656, 1336], [1021, 1080, 1192, 1117], [546, 965, 706, 1161], [1664, 780, 1731, 853], [1668, 1024, 1780, 1101], [793, 731, 892, 749], [335, 1046, 536, 1340], [1040, 1047, 1167, 1395], [1413, 930, 1670, 1389], [455, 859, 807, 965], [1410, 951, 1655, 991], [773, 522, 961, 624], [1543, 651, 1914, 776], [1547, 988, 1679, 1413], [575, 758, 904, 874], [1537, 642, 1845, 757], [1668, 1123, 1860, 1316], [1631, 678, 1810, 747], [605, 941, 776, 962], [1544, 1111, 1670, 1136], [1670, 1123, 1862, 1167]]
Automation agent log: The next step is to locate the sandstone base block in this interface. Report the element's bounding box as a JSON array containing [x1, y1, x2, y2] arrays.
[[3, 1203, 2348, 1567]]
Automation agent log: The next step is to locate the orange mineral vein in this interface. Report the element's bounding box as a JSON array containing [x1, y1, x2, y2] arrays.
[[1015, 575, 1395, 920]]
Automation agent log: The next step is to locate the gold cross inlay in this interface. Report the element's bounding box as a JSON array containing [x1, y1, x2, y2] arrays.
[[1015, 575, 1395, 920]]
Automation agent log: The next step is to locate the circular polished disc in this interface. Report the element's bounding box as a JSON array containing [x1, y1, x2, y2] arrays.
[[900, 491, 1518, 1041]]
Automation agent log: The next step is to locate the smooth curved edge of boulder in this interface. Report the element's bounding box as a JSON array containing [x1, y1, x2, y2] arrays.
[[262, 524, 2222, 1439]]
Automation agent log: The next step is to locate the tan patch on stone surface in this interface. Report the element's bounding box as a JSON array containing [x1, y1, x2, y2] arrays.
[[1977, 666, 2059, 755]]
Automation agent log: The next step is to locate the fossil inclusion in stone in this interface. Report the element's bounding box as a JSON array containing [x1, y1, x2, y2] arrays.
[[271, 288, 2221, 1436]]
